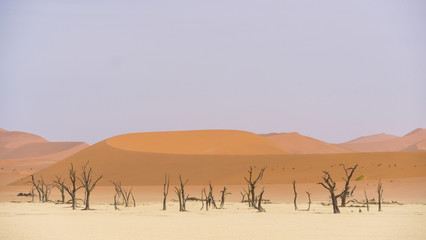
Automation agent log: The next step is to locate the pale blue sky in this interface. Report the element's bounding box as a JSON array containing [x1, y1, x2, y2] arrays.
[[1, 0, 425, 144]]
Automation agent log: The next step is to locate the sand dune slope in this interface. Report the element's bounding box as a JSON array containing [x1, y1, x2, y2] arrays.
[[0, 129, 89, 185], [107, 130, 291, 154], [261, 132, 353, 154], [0, 130, 47, 152], [340, 128, 426, 152], [12, 137, 426, 186], [403, 139, 426, 152]]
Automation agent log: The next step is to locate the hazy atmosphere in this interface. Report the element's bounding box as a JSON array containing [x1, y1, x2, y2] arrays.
[[1, 0, 425, 144]]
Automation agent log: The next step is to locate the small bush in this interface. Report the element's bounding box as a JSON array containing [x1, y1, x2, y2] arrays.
[[355, 174, 365, 181]]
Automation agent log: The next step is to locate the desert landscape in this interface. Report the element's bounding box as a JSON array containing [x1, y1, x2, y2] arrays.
[[0, 128, 425, 239], [1, 1, 425, 239]]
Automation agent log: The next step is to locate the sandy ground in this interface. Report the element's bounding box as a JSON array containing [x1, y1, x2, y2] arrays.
[[0, 201, 425, 240]]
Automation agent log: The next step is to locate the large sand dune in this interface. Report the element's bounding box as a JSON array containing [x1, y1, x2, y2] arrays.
[[340, 128, 426, 152], [11, 129, 426, 186], [107, 130, 290, 154], [261, 132, 353, 154]]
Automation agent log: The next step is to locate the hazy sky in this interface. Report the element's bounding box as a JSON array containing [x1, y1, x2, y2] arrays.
[[1, 0, 425, 144]]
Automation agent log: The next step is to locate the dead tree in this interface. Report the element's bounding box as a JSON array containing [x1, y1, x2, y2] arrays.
[[256, 188, 266, 212], [110, 180, 135, 207], [339, 163, 358, 207], [200, 188, 206, 210], [207, 182, 218, 209], [60, 163, 83, 210], [31, 187, 35, 202], [219, 186, 231, 209], [318, 170, 341, 213], [292, 180, 298, 210], [244, 166, 265, 208], [377, 179, 383, 212], [306, 191, 312, 211], [174, 187, 183, 211], [28, 175, 42, 202], [240, 191, 246, 203], [78, 162, 103, 210], [53, 176, 66, 203], [163, 174, 170, 210], [40, 178, 53, 202], [175, 175, 189, 212], [114, 194, 120, 210], [364, 189, 369, 211]]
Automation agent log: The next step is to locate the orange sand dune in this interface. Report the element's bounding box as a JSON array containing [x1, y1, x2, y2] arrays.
[[0, 129, 89, 185], [11, 130, 426, 186], [0, 142, 88, 159], [0, 130, 47, 151], [340, 128, 426, 152], [107, 130, 290, 154], [261, 132, 353, 154]]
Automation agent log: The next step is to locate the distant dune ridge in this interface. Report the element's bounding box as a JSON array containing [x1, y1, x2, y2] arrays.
[[0, 129, 89, 185], [11, 129, 426, 187], [339, 128, 426, 152], [260, 132, 353, 154]]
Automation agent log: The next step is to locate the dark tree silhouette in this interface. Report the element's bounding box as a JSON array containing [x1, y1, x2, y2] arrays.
[[364, 189, 369, 212], [292, 180, 298, 210], [244, 166, 265, 208], [377, 179, 383, 212], [318, 170, 341, 214], [163, 174, 170, 210], [110, 180, 135, 207], [305, 191, 312, 211], [339, 163, 358, 207], [78, 162, 103, 210], [53, 176, 66, 203], [219, 186, 231, 209], [175, 175, 189, 212], [59, 163, 82, 210]]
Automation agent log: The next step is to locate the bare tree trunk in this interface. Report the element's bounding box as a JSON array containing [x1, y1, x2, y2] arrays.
[[240, 191, 245, 203], [178, 175, 189, 211], [163, 174, 170, 210], [306, 191, 311, 211], [318, 170, 340, 214], [364, 189, 369, 212], [78, 162, 103, 210], [292, 180, 298, 211], [114, 194, 120, 210], [200, 188, 206, 210], [339, 164, 358, 207], [377, 179, 383, 212], [219, 186, 230, 209], [175, 187, 182, 211], [31, 187, 35, 202], [244, 166, 265, 209], [256, 188, 265, 212]]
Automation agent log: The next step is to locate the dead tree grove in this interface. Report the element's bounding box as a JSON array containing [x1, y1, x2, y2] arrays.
[[163, 174, 170, 210], [339, 163, 358, 207], [377, 179, 383, 212], [28, 175, 52, 203]]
